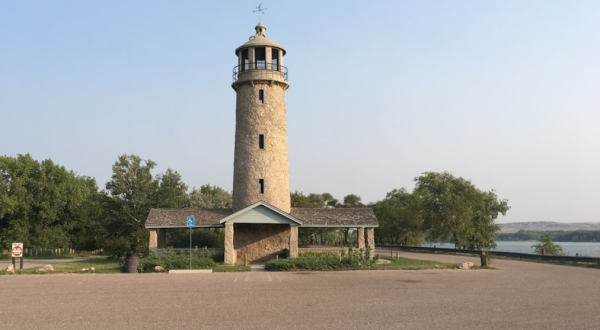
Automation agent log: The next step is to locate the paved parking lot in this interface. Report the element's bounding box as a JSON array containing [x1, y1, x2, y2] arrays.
[[1, 252, 598, 330]]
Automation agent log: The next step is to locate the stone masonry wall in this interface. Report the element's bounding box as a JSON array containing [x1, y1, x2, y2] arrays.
[[234, 223, 290, 265], [232, 81, 291, 212]]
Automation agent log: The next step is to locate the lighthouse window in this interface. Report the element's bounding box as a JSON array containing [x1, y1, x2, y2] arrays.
[[258, 179, 265, 194], [255, 47, 266, 69], [242, 49, 249, 71], [258, 134, 265, 149], [258, 89, 265, 104]]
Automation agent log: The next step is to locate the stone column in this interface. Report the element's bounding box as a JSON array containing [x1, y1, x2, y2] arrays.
[[357, 227, 365, 250], [148, 229, 158, 250], [249, 47, 255, 69], [158, 229, 167, 248], [224, 223, 236, 265], [289, 225, 298, 258], [265, 46, 272, 70], [366, 227, 375, 259]]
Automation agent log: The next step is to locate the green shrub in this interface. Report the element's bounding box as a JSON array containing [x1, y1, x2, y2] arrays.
[[266, 247, 378, 271], [138, 248, 216, 272], [0, 253, 9, 261], [167, 229, 224, 248], [104, 237, 132, 259]]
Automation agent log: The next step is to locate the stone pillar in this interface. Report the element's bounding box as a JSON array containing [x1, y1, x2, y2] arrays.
[[249, 47, 255, 69], [366, 227, 375, 259], [357, 227, 365, 250], [149, 229, 158, 250], [265, 46, 272, 70], [289, 225, 298, 258], [224, 223, 236, 265], [158, 229, 167, 248]]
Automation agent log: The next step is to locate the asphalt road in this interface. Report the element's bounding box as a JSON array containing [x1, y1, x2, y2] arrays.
[[1, 252, 598, 330]]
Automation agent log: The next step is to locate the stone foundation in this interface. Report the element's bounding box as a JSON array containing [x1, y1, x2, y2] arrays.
[[234, 224, 290, 265]]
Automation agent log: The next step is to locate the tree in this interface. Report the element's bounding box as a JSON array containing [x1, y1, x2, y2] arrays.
[[373, 188, 424, 245], [532, 236, 564, 255], [189, 184, 232, 209], [155, 169, 189, 208], [342, 194, 364, 208], [414, 171, 509, 249], [105, 154, 158, 251], [0, 154, 101, 250]]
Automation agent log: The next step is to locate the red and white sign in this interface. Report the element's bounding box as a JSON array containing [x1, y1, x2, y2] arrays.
[[11, 243, 23, 258]]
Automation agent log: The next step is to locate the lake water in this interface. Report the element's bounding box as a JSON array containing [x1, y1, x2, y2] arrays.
[[423, 241, 600, 257]]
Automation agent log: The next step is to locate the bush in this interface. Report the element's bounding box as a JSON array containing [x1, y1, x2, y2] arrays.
[[0, 253, 9, 261], [104, 237, 132, 259], [138, 248, 216, 272], [167, 229, 224, 248], [532, 236, 564, 256], [266, 247, 379, 271]]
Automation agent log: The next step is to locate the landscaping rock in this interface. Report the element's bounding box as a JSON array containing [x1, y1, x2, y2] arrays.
[[90, 267, 95, 272], [154, 266, 165, 272], [42, 265, 54, 271], [81, 268, 90, 272], [5, 264, 14, 273], [457, 262, 474, 270]]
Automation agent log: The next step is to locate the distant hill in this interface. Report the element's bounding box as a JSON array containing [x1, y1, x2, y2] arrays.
[[500, 222, 600, 233]]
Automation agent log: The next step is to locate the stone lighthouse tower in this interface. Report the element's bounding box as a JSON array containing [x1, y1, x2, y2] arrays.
[[232, 23, 291, 213]]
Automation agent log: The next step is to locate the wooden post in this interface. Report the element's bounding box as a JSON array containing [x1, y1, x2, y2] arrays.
[[19, 257, 23, 269], [12, 257, 15, 269]]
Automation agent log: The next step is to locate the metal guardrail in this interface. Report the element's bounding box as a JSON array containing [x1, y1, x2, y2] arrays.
[[376, 244, 600, 263], [232, 62, 288, 82]]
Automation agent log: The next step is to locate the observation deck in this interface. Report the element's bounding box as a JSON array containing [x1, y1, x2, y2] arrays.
[[232, 62, 288, 84]]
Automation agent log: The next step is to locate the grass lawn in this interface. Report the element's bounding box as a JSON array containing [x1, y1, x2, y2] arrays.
[[371, 256, 456, 270], [2, 257, 251, 275], [213, 265, 251, 272], [1, 257, 122, 275]]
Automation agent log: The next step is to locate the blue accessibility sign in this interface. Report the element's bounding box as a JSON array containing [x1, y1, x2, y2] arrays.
[[187, 216, 195, 228]]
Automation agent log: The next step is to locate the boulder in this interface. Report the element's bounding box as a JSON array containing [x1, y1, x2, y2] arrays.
[[154, 266, 165, 272], [5, 264, 15, 273], [90, 267, 95, 272], [457, 262, 474, 270], [42, 264, 54, 271]]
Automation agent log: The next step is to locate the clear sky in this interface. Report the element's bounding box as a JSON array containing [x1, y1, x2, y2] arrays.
[[1, 1, 599, 224]]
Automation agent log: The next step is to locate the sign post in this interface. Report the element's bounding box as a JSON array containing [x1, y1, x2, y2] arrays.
[[12, 243, 24, 270], [187, 216, 195, 270]]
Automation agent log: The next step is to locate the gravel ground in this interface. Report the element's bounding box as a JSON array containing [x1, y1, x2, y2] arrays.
[[1, 251, 598, 330]]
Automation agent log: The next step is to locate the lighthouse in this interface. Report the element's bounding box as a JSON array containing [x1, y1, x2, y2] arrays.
[[145, 21, 378, 266], [231, 23, 291, 213]]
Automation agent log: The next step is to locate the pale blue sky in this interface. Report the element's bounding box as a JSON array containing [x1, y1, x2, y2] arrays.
[[1, 1, 599, 223]]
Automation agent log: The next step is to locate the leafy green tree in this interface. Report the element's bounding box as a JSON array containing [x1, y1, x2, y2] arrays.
[[189, 184, 232, 208], [155, 169, 189, 208], [532, 236, 564, 255], [0, 154, 101, 250], [414, 171, 509, 249], [373, 188, 424, 245], [342, 194, 364, 208], [105, 154, 158, 250]]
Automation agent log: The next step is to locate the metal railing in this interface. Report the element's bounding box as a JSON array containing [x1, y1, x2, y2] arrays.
[[232, 62, 288, 82], [376, 244, 600, 263]]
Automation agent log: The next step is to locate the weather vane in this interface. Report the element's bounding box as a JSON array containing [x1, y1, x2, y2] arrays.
[[253, 3, 267, 23]]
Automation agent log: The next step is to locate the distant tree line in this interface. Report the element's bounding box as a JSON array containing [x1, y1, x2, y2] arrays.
[[496, 230, 600, 242], [1, 154, 512, 254]]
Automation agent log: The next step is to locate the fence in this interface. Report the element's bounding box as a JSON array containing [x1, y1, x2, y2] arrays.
[[376, 244, 600, 263]]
